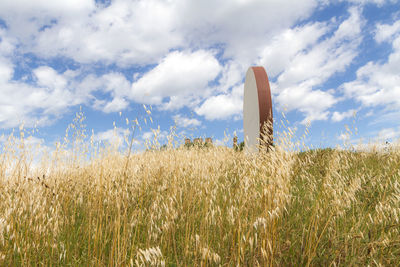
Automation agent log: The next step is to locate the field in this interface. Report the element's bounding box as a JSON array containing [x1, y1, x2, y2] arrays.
[[0, 118, 400, 266]]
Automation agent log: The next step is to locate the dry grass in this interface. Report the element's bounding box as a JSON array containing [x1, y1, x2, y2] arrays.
[[0, 115, 400, 266]]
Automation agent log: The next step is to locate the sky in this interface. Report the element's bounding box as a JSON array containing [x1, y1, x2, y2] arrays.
[[0, 0, 399, 150]]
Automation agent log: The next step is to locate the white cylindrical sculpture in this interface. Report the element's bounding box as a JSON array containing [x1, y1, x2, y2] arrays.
[[243, 66, 273, 153]]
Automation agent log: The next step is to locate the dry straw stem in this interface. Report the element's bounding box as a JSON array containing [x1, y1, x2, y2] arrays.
[[0, 113, 400, 266]]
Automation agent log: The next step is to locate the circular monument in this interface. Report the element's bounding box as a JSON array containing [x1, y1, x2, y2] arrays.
[[243, 66, 273, 152]]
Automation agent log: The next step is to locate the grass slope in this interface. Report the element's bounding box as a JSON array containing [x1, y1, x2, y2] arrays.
[[1, 142, 400, 266]]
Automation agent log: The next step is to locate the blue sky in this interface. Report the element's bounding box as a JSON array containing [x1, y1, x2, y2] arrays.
[[0, 0, 399, 150]]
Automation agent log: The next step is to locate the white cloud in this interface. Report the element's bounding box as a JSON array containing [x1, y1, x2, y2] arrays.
[[0, 60, 13, 82], [0, 63, 104, 128], [0, 29, 17, 56], [0, 0, 337, 127], [195, 84, 243, 120], [173, 114, 201, 128], [338, 132, 351, 141], [347, 125, 400, 152], [0, 0, 181, 66], [343, 0, 394, 6], [377, 127, 399, 140], [275, 84, 336, 124], [192, 7, 363, 125], [0, 29, 16, 82], [141, 131, 153, 141], [276, 7, 362, 88], [0, 0, 93, 14], [0, 61, 137, 128], [88, 72, 132, 113], [276, 84, 336, 124], [24, 136, 45, 147], [258, 22, 329, 78], [0, 0, 94, 49], [93, 127, 132, 146], [214, 138, 229, 147], [141, 129, 168, 141], [0, 0, 396, 133], [374, 110, 400, 125], [218, 61, 245, 93], [102, 97, 130, 113], [375, 20, 400, 43], [0, 66, 76, 128], [0, 0, 321, 67], [332, 109, 358, 122], [342, 20, 400, 111], [131, 50, 222, 109], [34, 66, 67, 90], [265, 7, 363, 124], [175, 0, 319, 66]]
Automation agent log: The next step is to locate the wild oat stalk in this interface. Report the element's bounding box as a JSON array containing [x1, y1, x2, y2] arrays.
[[124, 124, 136, 178]]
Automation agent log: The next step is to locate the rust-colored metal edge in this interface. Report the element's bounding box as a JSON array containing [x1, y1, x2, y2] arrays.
[[251, 66, 273, 148]]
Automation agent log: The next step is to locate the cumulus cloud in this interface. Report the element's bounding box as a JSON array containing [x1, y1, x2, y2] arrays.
[[338, 132, 351, 142], [276, 86, 336, 124], [0, 61, 124, 128], [131, 50, 222, 109], [174, 0, 319, 65], [343, 0, 396, 6], [377, 127, 400, 140], [263, 7, 363, 124], [34, 66, 67, 90], [0, 29, 16, 82], [332, 109, 358, 122], [173, 114, 201, 128], [0, 0, 352, 127], [341, 20, 400, 111], [375, 20, 400, 42], [93, 127, 127, 143], [0, 0, 181, 66], [92, 127, 135, 147], [217, 61, 245, 93], [89, 72, 132, 113], [101, 97, 130, 113], [141, 129, 168, 142], [258, 22, 329, 78], [0, 65, 83, 128], [195, 84, 243, 120], [0, 0, 397, 135], [0, 60, 13, 82], [0, 0, 94, 57], [0, 0, 321, 67]]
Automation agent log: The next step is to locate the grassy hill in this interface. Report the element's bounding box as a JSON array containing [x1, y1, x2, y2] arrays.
[[0, 130, 399, 265]]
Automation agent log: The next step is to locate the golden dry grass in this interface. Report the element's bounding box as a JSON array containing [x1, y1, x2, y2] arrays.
[[0, 115, 400, 266]]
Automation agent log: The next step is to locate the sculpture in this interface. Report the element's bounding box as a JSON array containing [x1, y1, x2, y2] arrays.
[[243, 66, 273, 152]]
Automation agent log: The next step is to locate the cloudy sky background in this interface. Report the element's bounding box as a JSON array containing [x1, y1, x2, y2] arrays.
[[0, 0, 399, 149]]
